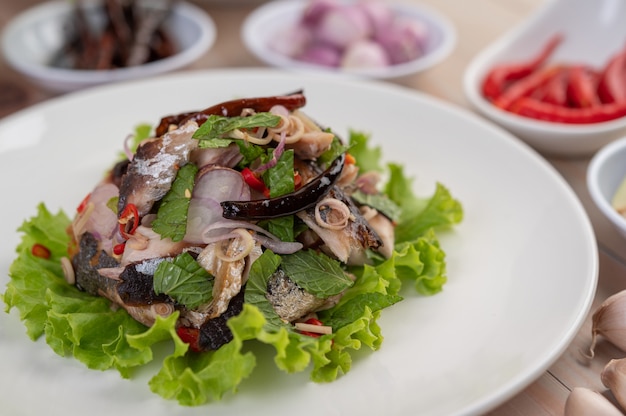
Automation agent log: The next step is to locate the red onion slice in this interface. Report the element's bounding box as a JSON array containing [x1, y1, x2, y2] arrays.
[[183, 167, 251, 244]]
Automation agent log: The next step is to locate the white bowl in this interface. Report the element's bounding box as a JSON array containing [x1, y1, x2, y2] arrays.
[[588, 136, 626, 241], [463, 0, 626, 157], [1, 1, 216, 93], [241, 0, 456, 79]]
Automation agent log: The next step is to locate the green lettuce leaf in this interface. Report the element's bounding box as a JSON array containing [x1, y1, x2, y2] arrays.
[[348, 130, 383, 172], [117, 123, 151, 160], [2, 123, 463, 406]]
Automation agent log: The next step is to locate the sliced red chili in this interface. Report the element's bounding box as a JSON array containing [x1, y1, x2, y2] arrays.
[[482, 34, 563, 101], [293, 170, 302, 190], [176, 326, 202, 352], [118, 203, 139, 239], [31, 243, 51, 259], [241, 167, 269, 193]]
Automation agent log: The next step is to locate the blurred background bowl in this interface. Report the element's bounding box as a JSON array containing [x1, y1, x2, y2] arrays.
[[588, 136, 626, 241], [463, 0, 626, 157], [1, 0, 216, 93], [242, 0, 456, 79]]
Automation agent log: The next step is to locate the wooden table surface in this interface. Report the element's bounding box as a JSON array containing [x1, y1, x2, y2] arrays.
[[2, 1, 626, 415]]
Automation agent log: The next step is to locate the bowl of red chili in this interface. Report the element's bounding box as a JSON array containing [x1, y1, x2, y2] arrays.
[[463, 0, 626, 157]]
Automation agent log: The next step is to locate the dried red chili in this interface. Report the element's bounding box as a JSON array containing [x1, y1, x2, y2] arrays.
[[482, 33, 563, 101], [598, 46, 626, 104], [118, 203, 139, 239], [493, 66, 562, 110], [567, 66, 600, 108], [533, 67, 568, 106], [511, 98, 626, 124]]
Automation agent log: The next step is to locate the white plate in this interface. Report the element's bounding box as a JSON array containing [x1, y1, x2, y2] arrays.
[[242, 0, 456, 79], [0, 69, 597, 416]]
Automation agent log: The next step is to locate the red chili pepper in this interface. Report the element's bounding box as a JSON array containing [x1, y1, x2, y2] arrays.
[[113, 243, 126, 256], [512, 97, 626, 124], [241, 167, 269, 194], [176, 326, 202, 352], [535, 68, 568, 106], [482, 33, 563, 101], [567, 66, 600, 108], [76, 193, 91, 214], [31, 243, 51, 259], [598, 45, 626, 104], [493, 66, 563, 110], [118, 203, 139, 239]]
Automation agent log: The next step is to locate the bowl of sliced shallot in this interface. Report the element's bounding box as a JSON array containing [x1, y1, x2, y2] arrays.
[[242, 0, 456, 79]]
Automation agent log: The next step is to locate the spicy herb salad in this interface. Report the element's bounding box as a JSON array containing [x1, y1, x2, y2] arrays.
[[3, 92, 462, 406]]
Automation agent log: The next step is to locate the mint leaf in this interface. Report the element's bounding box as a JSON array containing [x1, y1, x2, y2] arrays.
[[265, 149, 295, 198], [152, 163, 198, 242], [244, 250, 286, 331], [236, 141, 266, 168], [153, 252, 213, 309], [317, 134, 347, 169], [193, 113, 281, 148], [280, 250, 353, 298]]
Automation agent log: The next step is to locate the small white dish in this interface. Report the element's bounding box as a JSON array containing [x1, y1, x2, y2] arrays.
[[588, 136, 626, 241], [1, 1, 216, 93], [241, 0, 456, 79], [463, 0, 626, 157]]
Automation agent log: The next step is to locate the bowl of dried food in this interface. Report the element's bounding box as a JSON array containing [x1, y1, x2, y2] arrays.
[[1, 0, 216, 93]]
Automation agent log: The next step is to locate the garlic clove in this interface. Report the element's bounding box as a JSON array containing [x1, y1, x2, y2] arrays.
[[589, 290, 626, 358], [564, 387, 623, 416], [602, 358, 626, 411]]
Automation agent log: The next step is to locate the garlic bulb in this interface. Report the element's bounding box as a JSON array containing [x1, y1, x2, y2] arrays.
[[588, 290, 626, 358], [564, 387, 623, 416], [602, 358, 626, 411]]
